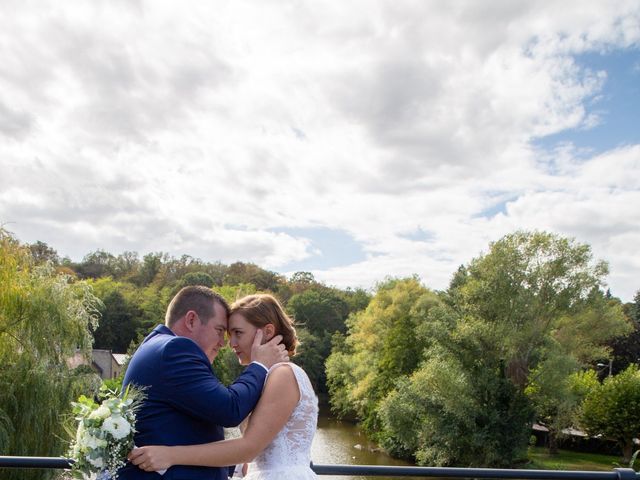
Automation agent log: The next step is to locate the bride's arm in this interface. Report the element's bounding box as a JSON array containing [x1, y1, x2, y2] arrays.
[[129, 365, 299, 471]]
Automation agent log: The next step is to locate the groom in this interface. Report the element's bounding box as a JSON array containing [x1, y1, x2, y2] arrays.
[[118, 285, 288, 480]]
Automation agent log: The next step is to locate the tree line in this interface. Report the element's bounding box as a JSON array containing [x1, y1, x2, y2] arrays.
[[2, 228, 640, 478], [326, 231, 640, 466], [1, 228, 370, 479]]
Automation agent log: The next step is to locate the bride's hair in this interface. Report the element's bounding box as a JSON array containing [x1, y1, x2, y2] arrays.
[[230, 294, 298, 356]]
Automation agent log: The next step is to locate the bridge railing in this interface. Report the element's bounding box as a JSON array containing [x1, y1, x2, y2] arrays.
[[0, 456, 638, 479]]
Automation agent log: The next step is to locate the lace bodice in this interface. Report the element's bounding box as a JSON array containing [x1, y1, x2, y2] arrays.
[[244, 362, 318, 479]]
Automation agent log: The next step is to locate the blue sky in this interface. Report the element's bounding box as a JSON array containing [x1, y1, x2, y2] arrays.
[[1, 1, 639, 301], [534, 49, 640, 156]]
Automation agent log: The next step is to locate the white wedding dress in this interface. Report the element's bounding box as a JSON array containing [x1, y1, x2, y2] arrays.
[[243, 362, 319, 480]]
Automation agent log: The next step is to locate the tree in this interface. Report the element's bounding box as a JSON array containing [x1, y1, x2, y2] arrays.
[[224, 262, 283, 292], [325, 277, 440, 434], [331, 231, 629, 467], [28, 240, 59, 265], [287, 288, 349, 336], [0, 229, 101, 479], [74, 249, 118, 279], [525, 353, 580, 454], [379, 306, 534, 467], [609, 290, 640, 374], [172, 271, 215, 295], [579, 365, 640, 462], [134, 252, 168, 286], [446, 231, 630, 461], [455, 231, 627, 389]]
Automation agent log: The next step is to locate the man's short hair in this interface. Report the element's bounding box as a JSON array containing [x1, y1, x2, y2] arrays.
[[165, 286, 230, 327]]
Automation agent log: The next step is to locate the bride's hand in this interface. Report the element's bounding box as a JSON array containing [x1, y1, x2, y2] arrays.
[[128, 445, 174, 472]]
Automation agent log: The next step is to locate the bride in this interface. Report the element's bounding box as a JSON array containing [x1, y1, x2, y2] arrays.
[[128, 293, 319, 479]]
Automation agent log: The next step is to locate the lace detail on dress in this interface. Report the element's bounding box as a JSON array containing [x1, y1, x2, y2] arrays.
[[244, 362, 319, 479]]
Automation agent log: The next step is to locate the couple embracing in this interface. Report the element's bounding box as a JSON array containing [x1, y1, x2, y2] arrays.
[[119, 285, 318, 480]]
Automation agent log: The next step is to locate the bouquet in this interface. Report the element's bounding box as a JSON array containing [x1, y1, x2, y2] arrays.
[[68, 385, 145, 480]]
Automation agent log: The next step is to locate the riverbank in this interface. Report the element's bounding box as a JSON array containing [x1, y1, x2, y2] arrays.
[[314, 407, 633, 476], [527, 447, 631, 471]]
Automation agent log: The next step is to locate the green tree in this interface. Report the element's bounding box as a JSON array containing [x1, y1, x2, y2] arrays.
[[379, 308, 534, 467], [74, 249, 118, 279], [0, 229, 101, 479], [334, 231, 629, 467], [445, 231, 629, 462], [224, 262, 283, 292], [579, 365, 640, 462], [88, 277, 143, 352], [217, 283, 258, 305], [288, 288, 349, 335], [609, 290, 640, 374], [27, 240, 60, 265], [325, 277, 440, 434], [171, 271, 215, 296], [455, 231, 626, 389]]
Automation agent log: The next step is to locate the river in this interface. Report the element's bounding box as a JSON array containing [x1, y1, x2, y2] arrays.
[[310, 408, 416, 480]]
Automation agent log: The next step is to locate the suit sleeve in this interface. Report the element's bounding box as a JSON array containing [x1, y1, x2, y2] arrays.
[[160, 337, 267, 427]]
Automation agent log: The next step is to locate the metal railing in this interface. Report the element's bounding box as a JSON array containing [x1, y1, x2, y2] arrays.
[[0, 456, 638, 479]]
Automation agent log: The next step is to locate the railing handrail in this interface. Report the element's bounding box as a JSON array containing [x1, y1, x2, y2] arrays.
[[0, 456, 637, 479]]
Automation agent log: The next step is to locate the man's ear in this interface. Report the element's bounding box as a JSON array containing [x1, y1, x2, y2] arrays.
[[184, 311, 198, 332]]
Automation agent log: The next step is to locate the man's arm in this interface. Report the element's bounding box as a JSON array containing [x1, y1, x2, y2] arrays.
[[160, 337, 266, 427]]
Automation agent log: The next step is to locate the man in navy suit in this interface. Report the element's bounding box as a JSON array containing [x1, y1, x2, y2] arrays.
[[119, 286, 288, 480]]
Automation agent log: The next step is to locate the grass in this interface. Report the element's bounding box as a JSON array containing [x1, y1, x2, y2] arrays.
[[527, 446, 627, 471]]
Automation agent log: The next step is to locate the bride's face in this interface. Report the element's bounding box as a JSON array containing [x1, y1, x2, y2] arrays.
[[228, 313, 259, 365]]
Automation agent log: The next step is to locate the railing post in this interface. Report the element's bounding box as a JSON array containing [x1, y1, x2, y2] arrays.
[[614, 468, 636, 480]]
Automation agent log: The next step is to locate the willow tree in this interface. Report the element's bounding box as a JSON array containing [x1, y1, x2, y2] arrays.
[[0, 229, 101, 480]]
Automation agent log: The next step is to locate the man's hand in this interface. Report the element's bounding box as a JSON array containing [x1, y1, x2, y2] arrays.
[[251, 330, 289, 368]]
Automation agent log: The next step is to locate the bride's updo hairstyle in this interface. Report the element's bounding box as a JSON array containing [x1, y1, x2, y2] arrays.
[[230, 294, 298, 356]]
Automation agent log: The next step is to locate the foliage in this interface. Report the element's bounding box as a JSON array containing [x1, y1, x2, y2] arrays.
[[292, 328, 328, 392], [325, 277, 440, 434], [224, 262, 283, 292], [173, 271, 215, 291], [579, 365, 640, 462], [288, 288, 349, 335], [379, 309, 534, 467], [451, 231, 630, 458], [68, 385, 145, 479], [0, 229, 102, 480], [608, 290, 640, 375], [212, 347, 244, 386], [328, 231, 631, 467], [455, 231, 626, 388], [88, 278, 141, 353], [217, 283, 258, 305]]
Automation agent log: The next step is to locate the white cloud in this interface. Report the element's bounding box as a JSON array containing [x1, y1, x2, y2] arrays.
[[1, 0, 639, 300]]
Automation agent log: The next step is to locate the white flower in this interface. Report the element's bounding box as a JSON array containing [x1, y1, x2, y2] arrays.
[[87, 455, 104, 468], [76, 422, 85, 443], [89, 405, 111, 420], [82, 432, 107, 450], [102, 415, 131, 440]]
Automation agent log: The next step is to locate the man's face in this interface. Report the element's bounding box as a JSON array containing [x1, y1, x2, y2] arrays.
[[191, 302, 228, 363]]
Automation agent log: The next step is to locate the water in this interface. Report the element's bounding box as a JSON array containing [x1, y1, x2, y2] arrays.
[[311, 409, 416, 480]]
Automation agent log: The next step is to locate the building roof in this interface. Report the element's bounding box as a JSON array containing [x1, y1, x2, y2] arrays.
[[112, 353, 129, 365]]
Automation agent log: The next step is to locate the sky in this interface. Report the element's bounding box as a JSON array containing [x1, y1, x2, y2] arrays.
[[1, 1, 639, 301]]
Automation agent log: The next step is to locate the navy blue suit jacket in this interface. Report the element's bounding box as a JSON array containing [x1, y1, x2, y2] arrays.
[[118, 325, 266, 480]]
